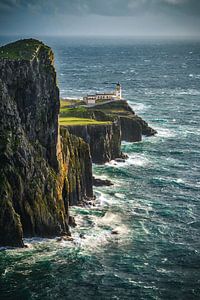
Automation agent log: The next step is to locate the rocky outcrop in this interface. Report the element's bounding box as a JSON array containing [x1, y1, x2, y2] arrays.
[[66, 121, 123, 164], [93, 177, 113, 187], [0, 39, 93, 247], [88, 100, 157, 143], [120, 117, 142, 142], [120, 115, 157, 142], [64, 101, 157, 162]]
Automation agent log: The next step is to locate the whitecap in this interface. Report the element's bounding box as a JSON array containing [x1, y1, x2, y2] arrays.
[[97, 191, 111, 206], [128, 101, 149, 113], [115, 193, 125, 199], [126, 154, 150, 167], [153, 127, 176, 138], [106, 154, 150, 169], [174, 89, 200, 96]]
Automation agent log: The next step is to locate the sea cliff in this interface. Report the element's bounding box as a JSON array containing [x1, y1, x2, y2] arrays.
[[0, 39, 93, 247], [0, 39, 156, 247], [61, 100, 156, 163]]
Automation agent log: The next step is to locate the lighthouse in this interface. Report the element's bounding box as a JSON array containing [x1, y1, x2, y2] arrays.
[[115, 82, 122, 100]]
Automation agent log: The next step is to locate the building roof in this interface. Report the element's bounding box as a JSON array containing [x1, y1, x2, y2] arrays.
[[85, 93, 116, 97]]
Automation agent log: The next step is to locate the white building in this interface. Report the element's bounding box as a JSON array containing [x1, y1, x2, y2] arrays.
[[83, 83, 122, 105]]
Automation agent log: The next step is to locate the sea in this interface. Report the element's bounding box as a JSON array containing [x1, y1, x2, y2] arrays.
[[0, 36, 200, 300]]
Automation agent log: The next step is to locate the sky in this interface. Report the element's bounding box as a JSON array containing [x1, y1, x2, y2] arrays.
[[0, 0, 200, 37]]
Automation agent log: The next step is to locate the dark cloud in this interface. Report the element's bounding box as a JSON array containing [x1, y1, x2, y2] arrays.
[[0, 0, 200, 16], [0, 0, 199, 36]]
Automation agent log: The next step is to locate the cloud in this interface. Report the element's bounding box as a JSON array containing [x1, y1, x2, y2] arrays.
[[0, 0, 199, 36], [0, 0, 200, 16]]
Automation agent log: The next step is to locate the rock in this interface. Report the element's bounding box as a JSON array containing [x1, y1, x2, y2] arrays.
[[115, 158, 126, 163], [79, 233, 86, 239], [92, 176, 113, 187], [63, 236, 74, 242], [67, 121, 123, 164], [111, 229, 119, 235], [56, 237, 63, 242], [68, 216, 77, 228]]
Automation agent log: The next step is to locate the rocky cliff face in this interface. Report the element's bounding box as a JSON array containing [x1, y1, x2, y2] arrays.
[[0, 39, 93, 247], [64, 101, 157, 163], [67, 121, 122, 164], [60, 127, 93, 205], [120, 115, 157, 142]]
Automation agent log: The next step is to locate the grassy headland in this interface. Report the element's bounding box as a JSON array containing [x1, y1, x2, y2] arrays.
[[0, 39, 50, 60], [59, 99, 112, 126]]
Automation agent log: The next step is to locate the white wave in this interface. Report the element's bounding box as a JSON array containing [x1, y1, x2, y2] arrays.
[[74, 230, 111, 251], [23, 237, 54, 248], [106, 154, 150, 169], [105, 159, 125, 168], [153, 127, 176, 138], [72, 210, 130, 252], [189, 74, 200, 79], [121, 141, 133, 146], [115, 193, 125, 199], [141, 223, 149, 234], [173, 89, 200, 96], [128, 102, 149, 113], [127, 154, 150, 167], [92, 174, 110, 181], [24, 237, 53, 244], [98, 191, 111, 206]]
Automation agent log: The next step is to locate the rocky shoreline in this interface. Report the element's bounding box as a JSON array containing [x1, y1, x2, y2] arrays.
[[0, 39, 156, 247]]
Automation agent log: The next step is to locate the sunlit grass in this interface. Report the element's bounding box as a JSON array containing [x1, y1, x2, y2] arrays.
[[59, 117, 111, 126]]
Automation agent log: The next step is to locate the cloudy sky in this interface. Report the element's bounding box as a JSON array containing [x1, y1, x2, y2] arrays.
[[0, 0, 200, 37]]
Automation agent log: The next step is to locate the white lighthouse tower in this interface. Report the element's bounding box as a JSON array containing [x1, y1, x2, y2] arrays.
[[115, 82, 122, 100]]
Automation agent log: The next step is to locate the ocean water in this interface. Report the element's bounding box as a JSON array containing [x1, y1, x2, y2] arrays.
[[0, 37, 200, 300]]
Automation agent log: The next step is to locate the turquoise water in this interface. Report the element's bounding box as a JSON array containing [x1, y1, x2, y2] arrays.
[[0, 37, 200, 299]]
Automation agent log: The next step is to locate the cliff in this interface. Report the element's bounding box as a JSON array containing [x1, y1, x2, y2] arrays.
[[60, 127, 93, 206], [60, 100, 156, 163], [89, 100, 157, 142], [66, 121, 122, 164], [0, 39, 93, 247]]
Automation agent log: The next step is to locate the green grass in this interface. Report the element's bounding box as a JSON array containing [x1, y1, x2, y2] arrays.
[[60, 106, 89, 118], [59, 117, 111, 126], [0, 39, 50, 60], [60, 99, 85, 107], [88, 100, 134, 117], [59, 99, 132, 127], [60, 101, 93, 120]]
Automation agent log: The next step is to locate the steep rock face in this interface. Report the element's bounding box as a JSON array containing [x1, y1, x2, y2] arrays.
[[136, 116, 157, 137], [120, 117, 142, 142], [0, 39, 93, 247], [66, 121, 122, 164], [120, 115, 157, 142], [60, 127, 93, 206], [0, 42, 59, 170]]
